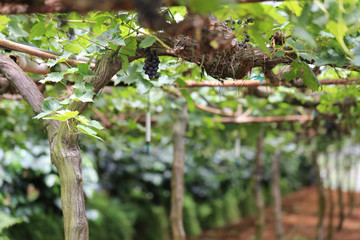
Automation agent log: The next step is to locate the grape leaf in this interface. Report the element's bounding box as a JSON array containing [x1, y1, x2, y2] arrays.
[[0, 15, 10, 31], [29, 22, 46, 40], [33, 98, 62, 119], [120, 37, 137, 57], [180, 89, 195, 111], [139, 36, 157, 48], [43, 110, 79, 121], [77, 124, 103, 141], [40, 72, 65, 83], [71, 82, 95, 102], [284, 60, 321, 91], [77, 63, 90, 75]]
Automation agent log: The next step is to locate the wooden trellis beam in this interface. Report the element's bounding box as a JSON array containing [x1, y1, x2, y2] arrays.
[[180, 79, 360, 88], [219, 114, 314, 123], [0, 0, 284, 14]]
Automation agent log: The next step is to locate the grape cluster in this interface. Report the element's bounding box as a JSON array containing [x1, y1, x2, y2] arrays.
[[225, 17, 254, 49], [225, 17, 254, 31], [143, 48, 160, 79], [238, 33, 250, 49]]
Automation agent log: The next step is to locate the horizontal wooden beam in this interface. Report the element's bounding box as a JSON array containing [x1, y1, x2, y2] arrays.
[[219, 114, 314, 123], [180, 79, 360, 88], [0, 0, 283, 14]]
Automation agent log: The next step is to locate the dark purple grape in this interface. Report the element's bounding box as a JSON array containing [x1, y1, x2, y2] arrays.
[[237, 20, 242, 24], [244, 44, 247, 48], [143, 48, 160, 79], [155, 74, 159, 78], [231, 20, 235, 24], [225, 18, 230, 22], [247, 18, 254, 23], [231, 26, 235, 30]]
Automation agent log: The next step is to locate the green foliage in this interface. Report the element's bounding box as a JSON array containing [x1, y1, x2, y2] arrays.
[[207, 199, 226, 228], [6, 211, 64, 240], [284, 60, 322, 91], [0, 212, 22, 239], [183, 195, 202, 237], [87, 194, 134, 240], [223, 190, 241, 223], [139, 36, 157, 48], [131, 202, 169, 240]]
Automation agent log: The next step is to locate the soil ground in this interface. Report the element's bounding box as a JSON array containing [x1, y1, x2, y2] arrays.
[[193, 187, 360, 240]]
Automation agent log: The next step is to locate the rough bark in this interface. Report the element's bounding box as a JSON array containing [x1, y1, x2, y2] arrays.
[[0, 53, 90, 240], [0, 54, 44, 114], [271, 150, 284, 240], [52, 123, 88, 240], [254, 126, 265, 240], [314, 150, 325, 240], [170, 103, 188, 240]]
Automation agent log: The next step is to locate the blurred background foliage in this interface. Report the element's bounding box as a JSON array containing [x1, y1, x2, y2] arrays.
[[0, 0, 360, 239]]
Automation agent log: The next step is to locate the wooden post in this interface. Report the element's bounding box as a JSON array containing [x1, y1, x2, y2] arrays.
[[170, 103, 188, 240], [272, 150, 284, 240], [254, 126, 265, 240]]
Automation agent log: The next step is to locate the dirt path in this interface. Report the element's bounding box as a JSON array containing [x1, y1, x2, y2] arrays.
[[193, 187, 360, 240]]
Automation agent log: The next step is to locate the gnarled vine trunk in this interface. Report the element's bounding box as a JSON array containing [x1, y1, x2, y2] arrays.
[[170, 103, 188, 240], [52, 124, 88, 240], [0, 54, 89, 240]]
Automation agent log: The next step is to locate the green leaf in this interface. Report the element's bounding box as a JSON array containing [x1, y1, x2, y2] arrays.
[[71, 81, 95, 102], [77, 63, 90, 75], [120, 55, 129, 73], [8, 21, 29, 38], [76, 115, 103, 130], [47, 52, 73, 67], [88, 120, 104, 130], [64, 43, 82, 54], [292, 26, 316, 48], [40, 72, 64, 83], [0, 15, 10, 31], [77, 124, 103, 141], [59, 99, 71, 105], [274, 50, 284, 57], [285, 60, 321, 91], [139, 36, 157, 48], [299, 61, 321, 91], [29, 22, 46, 40], [120, 37, 137, 57], [33, 98, 62, 119], [136, 78, 153, 94], [0, 212, 23, 232], [180, 89, 195, 111], [43, 110, 79, 121], [76, 115, 90, 125], [284, 1, 302, 16], [248, 29, 270, 56], [326, 20, 352, 57]]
